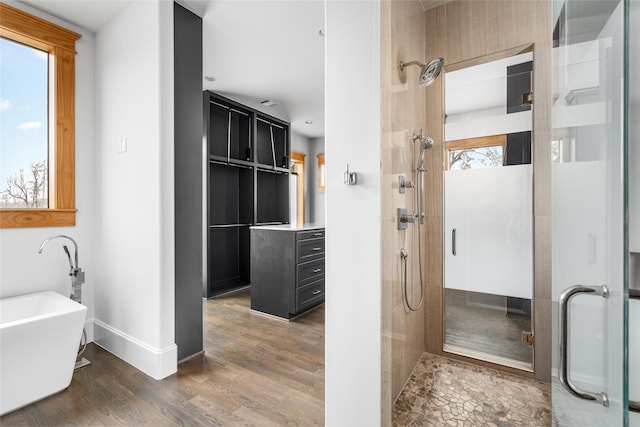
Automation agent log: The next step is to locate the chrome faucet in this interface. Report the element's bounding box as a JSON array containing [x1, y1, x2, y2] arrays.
[[38, 235, 85, 303]]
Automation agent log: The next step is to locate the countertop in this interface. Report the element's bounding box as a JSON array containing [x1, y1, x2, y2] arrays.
[[250, 223, 324, 232]]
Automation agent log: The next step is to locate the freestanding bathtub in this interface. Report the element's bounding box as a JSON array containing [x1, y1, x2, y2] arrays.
[[0, 291, 87, 415]]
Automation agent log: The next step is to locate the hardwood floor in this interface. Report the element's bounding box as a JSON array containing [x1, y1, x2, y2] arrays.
[[0, 290, 325, 426], [444, 289, 533, 367]]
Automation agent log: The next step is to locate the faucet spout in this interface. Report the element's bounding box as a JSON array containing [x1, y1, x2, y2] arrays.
[[38, 235, 79, 270]]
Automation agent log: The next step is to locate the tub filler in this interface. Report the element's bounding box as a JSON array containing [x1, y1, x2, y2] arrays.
[[0, 291, 87, 415]]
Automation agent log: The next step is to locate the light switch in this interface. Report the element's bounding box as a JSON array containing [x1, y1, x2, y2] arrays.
[[118, 137, 127, 154]]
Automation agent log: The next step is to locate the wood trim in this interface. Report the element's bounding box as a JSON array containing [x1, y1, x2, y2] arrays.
[[316, 154, 325, 193], [290, 151, 306, 225], [0, 3, 81, 52], [446, 134, 506, 150], [0, 3, 79, 227], [445, 134, 506, 169], [0, 209, 76, 228], [55, 46, 76, 209], [291, 151, 306, 163]]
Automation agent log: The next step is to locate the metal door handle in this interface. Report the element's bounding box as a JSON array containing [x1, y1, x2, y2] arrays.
[[630, 289, 640, 413], [452, 228, 456, 256], [559, 284, 609, 407]]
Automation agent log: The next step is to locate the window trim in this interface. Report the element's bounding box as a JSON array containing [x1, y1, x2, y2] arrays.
[[317, 153, 325, 193], [291, 150, 306, 225], [445, 134, 506, 170], [0, 2, 80, 228]]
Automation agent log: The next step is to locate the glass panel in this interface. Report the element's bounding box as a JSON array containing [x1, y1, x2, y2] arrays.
[[551, 0, 627, 424], [0, 37, 49, 208], [443, 51, 534, 369], [629, 0, 640, 424]]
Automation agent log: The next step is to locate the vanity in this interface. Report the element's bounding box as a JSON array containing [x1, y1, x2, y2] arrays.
[[250, 224, 325, 319]]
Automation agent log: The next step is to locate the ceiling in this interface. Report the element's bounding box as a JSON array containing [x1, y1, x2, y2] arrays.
[[17, 0, 326, 139]]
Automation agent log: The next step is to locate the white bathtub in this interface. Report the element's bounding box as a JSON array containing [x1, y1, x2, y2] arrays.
[[0, 291, 87, 415]]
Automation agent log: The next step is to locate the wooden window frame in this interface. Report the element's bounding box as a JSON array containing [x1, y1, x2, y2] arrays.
[[316, 153, 325, 193], [445, 134, 506, 170], [0, 3, 80, 228], [290, 151, 306, 226]]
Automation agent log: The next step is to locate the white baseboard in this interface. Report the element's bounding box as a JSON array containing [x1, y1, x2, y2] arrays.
[[84, 319, 94, 343], [92, 319, 177, 380]]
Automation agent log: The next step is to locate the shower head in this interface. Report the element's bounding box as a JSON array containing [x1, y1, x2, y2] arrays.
[[399, 57, 445, 87], [418, 137, 434, 168], [412, 130, 434, 170]]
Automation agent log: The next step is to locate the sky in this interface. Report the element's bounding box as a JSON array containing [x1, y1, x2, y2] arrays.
[[0, 36, 49, 192]]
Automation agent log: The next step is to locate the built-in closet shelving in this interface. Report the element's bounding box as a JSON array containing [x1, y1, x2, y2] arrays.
[[204, 91, 290, 298]]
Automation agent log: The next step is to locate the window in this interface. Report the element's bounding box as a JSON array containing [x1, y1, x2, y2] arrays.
[[317, 153, 325, 193], [1, 37, 49, 208], [0, 3, 80, 228], [446, 134, 505, 171]]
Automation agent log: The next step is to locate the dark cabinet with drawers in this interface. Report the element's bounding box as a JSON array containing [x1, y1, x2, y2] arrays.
[[250, 226, 325, 319]]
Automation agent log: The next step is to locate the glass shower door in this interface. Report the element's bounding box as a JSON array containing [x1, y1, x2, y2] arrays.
[[551, 0, 628, 425]]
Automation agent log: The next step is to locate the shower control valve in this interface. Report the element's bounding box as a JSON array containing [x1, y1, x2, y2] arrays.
[[399, 175, 415, 193], [398, 208, 418, 230]]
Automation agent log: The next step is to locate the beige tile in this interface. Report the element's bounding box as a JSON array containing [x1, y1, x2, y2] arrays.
[[534, 214, 552, 300], [534, 297, 552, 384]]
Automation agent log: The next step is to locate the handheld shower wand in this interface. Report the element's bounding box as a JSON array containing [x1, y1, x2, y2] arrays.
[[412, 129, 433, 224]]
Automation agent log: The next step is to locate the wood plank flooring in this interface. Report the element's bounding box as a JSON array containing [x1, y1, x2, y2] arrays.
[[0, 290, 325, 426], [444, 289, 533, 366]]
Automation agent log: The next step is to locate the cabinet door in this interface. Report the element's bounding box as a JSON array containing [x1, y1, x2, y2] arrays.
[[255, 116, 289, 169], [229, 109, 252, 162], [208, 102, 229, 158], [271, 124, 289, 169], [256, 119, 274, 166]]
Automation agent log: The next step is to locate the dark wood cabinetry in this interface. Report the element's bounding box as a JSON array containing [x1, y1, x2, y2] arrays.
[[250, 226, 325, 319], [204, 91, 290, 298]]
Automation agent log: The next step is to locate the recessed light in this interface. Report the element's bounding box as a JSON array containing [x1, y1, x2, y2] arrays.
[[204, 76, 215, 82], [305, 120, 313, 125], [260, 100, 278, 107]]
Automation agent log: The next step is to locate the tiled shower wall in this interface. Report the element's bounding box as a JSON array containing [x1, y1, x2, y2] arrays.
[[380, 0, 428, 419]]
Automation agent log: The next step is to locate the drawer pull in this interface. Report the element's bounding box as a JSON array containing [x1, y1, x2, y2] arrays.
[[313, 268, 322, 273], [312, 290, 322, 295], [313, 233, 323, 236], [312, 247, 322, 251]]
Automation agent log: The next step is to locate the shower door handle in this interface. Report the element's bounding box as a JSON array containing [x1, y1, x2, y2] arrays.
[[630, 289, 640, 413], [558, 284, 610, 407], [451, 228, 456, 256]]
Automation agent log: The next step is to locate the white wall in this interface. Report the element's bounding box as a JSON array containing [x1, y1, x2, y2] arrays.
[[0, 1, 96, 336], [325, 1, 381, 425], [93, 0, 176, 380]]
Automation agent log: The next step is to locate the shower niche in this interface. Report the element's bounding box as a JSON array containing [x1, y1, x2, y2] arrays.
[[204, 91, 290, 298]]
